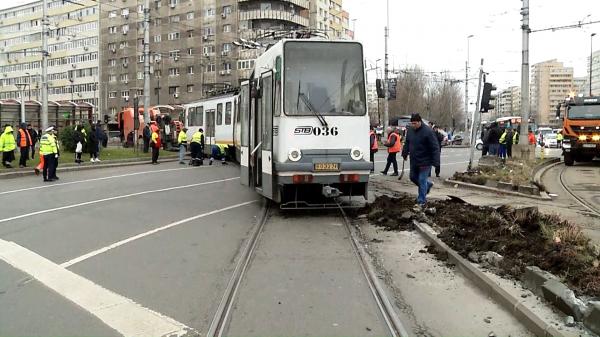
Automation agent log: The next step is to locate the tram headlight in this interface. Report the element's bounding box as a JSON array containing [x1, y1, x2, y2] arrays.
[[288, 148, 302, 162], [350, 147, 363, 161]]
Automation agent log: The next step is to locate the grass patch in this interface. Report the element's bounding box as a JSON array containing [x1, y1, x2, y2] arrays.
[[453, 158, 543, 187]]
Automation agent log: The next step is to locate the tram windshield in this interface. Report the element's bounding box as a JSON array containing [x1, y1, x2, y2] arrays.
[[284, 41, 366, 116]]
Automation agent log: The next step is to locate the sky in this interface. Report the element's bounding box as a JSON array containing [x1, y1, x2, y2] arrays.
[[343, 0, 600, 93], [3, 0, 600, 93]]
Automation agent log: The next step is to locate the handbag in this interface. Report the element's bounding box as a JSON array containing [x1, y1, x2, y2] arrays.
[[75, 142, 83, 153]]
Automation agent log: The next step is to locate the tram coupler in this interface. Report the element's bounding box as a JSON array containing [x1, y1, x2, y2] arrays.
[[322, 185, 341, 198]]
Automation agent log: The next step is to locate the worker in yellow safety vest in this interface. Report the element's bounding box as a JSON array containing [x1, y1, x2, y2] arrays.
[[39, 126, 59, 182], [556, 131, 564, 147], [177, 127, 188, 164], [190, 128, 205, 166], [210, 143, 229, 165], [0, 125, 16, 168]]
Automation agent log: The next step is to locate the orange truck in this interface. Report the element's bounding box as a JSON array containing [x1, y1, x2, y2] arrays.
[[557, 96, 600, 166]]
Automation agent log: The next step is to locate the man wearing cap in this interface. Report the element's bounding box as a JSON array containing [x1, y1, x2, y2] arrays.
[[39, 127, 58, 182], [177, 126, 188, 164], [0, 124, 16, 168], [402, 113, 440, 206]]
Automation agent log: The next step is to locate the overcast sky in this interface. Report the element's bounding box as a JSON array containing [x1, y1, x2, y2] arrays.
[[344, 0, 600, 92], [3, 0, 600, 92]]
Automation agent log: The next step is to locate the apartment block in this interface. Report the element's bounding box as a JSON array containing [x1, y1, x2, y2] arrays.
[[309, 0, 353, 39], [530, 59, 573, 126], [0, 0, 99, 105]]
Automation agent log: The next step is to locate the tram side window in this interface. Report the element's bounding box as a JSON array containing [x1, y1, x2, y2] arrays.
[[194, 106, 203, 126], [274, 77, 281, 117], [225, 101, 232, 125], [217, 103, 223, 125]]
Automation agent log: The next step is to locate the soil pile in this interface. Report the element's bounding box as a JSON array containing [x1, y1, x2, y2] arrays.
[[363, 194, 600, 297]]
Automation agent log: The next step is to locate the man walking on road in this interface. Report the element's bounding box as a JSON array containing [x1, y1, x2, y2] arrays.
[[380, 127, 401, 176], [402, 113, 440, 207], [178, 127, 188, 164], [16, 123, 32, 168]]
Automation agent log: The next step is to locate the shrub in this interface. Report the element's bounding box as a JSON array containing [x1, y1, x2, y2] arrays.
[[57, 123, 92, 153]]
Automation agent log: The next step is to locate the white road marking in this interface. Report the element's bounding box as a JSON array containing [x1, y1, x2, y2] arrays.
[[0, 166, 203, 196], [0, 239, 194, 337], [61, 200, 259, 268], [0, 177, 240, 225]]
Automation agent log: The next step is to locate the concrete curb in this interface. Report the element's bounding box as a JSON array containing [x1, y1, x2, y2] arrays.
[[445, 178, 552, 201], [532, 158, 562, 191], [0, 156, 179, 179], [412, 220, 567, 337]]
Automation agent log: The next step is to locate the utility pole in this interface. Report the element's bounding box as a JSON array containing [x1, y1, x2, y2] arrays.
[[468, 59, 484, 170], [41, 0, 48, 130], [143, 0, 151, 124], [518, 0, 531, 151], [465, 35, 473, 140], [16, 84, 26, 124], [383, 0, 389, 134], [591, 33, 596, 96]]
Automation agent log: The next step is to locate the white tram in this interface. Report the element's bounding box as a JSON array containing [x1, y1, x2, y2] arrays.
[[183, 94, 237, 154], [237, 39, 371, 208]]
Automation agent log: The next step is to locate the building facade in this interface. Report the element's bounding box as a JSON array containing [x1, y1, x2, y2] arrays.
[[0, 0, 99, 105], [530, 59, 573, 126], [587, 50, 600, 96], [309, 0, 353, 39]]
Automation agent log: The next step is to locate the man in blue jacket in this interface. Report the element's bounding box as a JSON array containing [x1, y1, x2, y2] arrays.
[[401, 113, 441, 207]]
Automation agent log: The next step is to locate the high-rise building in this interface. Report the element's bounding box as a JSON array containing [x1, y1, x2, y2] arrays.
[[530, 59, 573, 126], [101, 0, 320, 120], [587, 50, 600, 96], [0, 0, 99, 105], [573, 76, 588, 96], [494, 85, 521, 119], [309, 0, 353, 40]]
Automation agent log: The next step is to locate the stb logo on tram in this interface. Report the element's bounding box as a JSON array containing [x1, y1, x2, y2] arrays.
[[294, 126, 339, 136]]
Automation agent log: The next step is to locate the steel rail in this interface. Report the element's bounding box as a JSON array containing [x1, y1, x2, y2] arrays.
[[559, 166, 600, 217], [337, 205, 410, 337], [206, 199, 270, 337]]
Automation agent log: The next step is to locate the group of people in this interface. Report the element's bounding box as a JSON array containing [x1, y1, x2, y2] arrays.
[[72, 122, 106, 164], [175, 126, 229, 166], [0, 123, 39, 169], [370, 113, 441, 207], [481, 123, 539, 159]]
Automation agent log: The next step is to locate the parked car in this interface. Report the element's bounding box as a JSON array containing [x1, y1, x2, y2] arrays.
[[544, 133, 558, 148], [476, 138, 484, 150]]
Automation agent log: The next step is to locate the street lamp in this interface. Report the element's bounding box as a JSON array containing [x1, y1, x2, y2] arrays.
[[465, 34, 474, 138], [15, 83, 28, 124], [591, 33, 596, 96]]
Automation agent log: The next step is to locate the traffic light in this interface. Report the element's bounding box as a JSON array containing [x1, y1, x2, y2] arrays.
[[387, 79, 397, 100], [376, 79, 385, 98], [480, 82, 497, 113]]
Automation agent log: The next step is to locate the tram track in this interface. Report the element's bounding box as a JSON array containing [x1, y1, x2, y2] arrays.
[[207, 199, 409, 337], [559, 165, 600, 218]]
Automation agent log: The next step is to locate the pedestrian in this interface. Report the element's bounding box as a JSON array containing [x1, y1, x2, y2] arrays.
[[506, 127, 514, 158], [380, 127, 401, 176], [498, 127, 508, 159], [528, 129, 536, 145], [512, 128, 519, 147], [190, 128, 204, 166], [16, 123, 32, 168], [487, 122, 501, 155], [150, 126, 160, 164], [95, 121, 106, 161], [52, 127, 60, 179], [481, 125, 490, 156], [556, 130, 563, 147], [142, 124, 151, 153], [27, 124, 38, 159], [39, 126, 58, 182], [433, 125, 444, 148], [401, 113, 440, 207], [177, 127, 188, 164], [0, 124, 16, 168], [369, 125, 378, 173], [73, 125, 84, 164], [209, 144, 228, 165], [88, 124, 99, 162]]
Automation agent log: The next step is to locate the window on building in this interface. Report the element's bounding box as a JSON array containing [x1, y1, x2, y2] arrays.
[[169, 15, 180, 23], [109, 74, 116, 82], [187, 48, 193, 55], [206, 63, 215, 72], [168, 67, 180, 76], [169, 50, 180, 60], [153, 34, 161, 42], [187, 84, 194, 93], [137, 72, 143, 80], [168, 32, 180, 40], [203, 45, 215, 54], [168, 86, 180, 94], [121, 90, 129, 98], [223, 5, 232, 14], [109, 26, 117, 34], [108, 91, 117, 98], [223, 24, 231, 33], [138, 54, 145, 63], [186, 12, 194, 20], [187, 66, 194, 74], [154, 69, 162, 78], [187, 30, 194, 38], [109, 59, 116, 67], [205, 8, 215, 16], [108, 10, 117, 18]]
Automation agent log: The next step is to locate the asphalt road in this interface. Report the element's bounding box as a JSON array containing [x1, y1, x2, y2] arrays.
[[0, 162, 261, 336]]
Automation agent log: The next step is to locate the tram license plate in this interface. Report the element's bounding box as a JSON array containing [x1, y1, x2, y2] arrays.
[[314, 163, 339, 172], [583, 143, 597, 148]]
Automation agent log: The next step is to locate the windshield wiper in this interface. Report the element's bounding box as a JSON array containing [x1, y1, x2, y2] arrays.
[[296, 82, 328, 128]]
